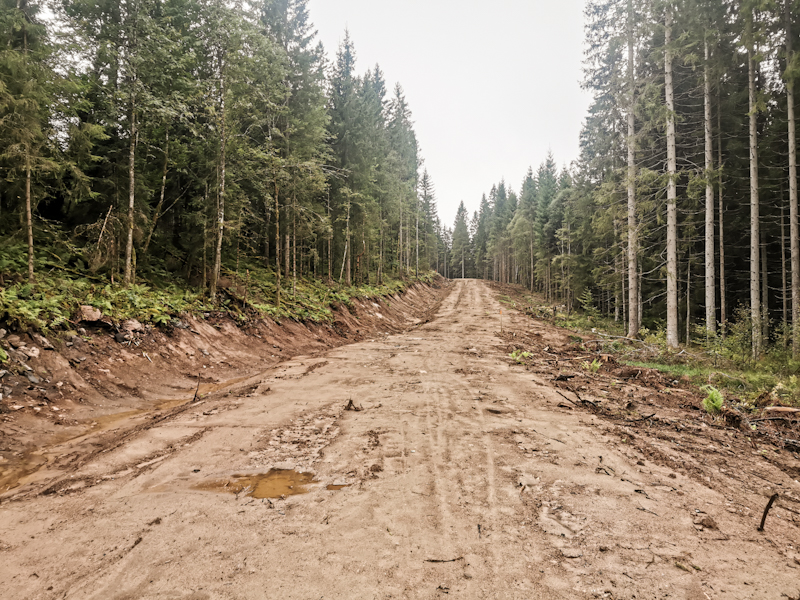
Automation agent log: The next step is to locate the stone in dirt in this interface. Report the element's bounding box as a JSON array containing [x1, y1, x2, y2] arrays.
[[22, 347, 40, 360], [0, 328, 6, 340], [26, 373, 41, 385], [114, 332, 129, 344], [121, 319, 144, 333], [561, 548, 583, 558], [6, 335, 24, 349], [31, 333, 54, 350], [693, 515, 718, 530], [78, 305, 103, 322]]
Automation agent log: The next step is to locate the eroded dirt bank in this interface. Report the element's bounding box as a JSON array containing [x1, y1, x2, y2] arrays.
[[0, 279, 799, 599], [0, 280, 449, 497]]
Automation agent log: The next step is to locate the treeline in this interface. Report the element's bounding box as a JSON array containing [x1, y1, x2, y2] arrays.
[[445, 0, 800, 360], [0, 0, 445, 301]]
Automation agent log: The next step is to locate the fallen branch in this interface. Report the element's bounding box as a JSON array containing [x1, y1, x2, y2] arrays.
[[757, 493, 779, 532], [627, 413, 656, 423], [425, 556, 464, 563]]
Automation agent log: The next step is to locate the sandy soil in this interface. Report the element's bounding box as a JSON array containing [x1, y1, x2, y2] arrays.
[[1, 279, 799, 599]]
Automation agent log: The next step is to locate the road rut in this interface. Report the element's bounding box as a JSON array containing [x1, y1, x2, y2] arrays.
[[0, 279, 797, 599]]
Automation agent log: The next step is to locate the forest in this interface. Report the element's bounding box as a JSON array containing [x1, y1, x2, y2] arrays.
[[0, 0, 444, 326], [2, 0, 800, 366], [449, 0, 800, 364]]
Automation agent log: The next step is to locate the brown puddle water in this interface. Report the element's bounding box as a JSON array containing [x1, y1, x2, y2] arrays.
[[194, 469, 317, 499]]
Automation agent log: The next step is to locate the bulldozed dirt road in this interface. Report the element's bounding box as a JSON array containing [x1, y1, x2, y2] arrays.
[[1, 279, 799, 599]]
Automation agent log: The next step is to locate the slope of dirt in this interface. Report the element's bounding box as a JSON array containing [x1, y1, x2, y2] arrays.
[[0, 279, 798, 600], [0, 279, 450, 498]]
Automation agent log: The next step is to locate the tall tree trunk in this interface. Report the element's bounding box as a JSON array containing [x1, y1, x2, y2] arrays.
[[762, 231, 769, 342], [25, 156, 33, 282], [415, 191, 420, 277], [275, 182, 281, 308], [665, 6, 679, 348], [787, 0, 800, 357], [292, 195, 297, 300], [344, 195, 351, 286], [211, 63, 226, 299], [124, 102, 137, 286], [748, 40, 762, 358], [718, 92, 726, 338], [284, 232, 290, 280], [686, 255, 691, 345], [626, 1, 639, 339], [782, 202, 788, 335], [142, 127, 169, 255], [704, 38, 715, 336]]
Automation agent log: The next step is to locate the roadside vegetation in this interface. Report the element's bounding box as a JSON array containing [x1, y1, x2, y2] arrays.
[[0, 235, 435, 339], [496, 285, 800, 410]]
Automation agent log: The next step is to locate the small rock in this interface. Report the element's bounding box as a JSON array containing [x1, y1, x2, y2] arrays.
[[26, 373, 41, 385], [369, 464, 383, 473], [22, 347, 40, 360], [599, 546, 610, 552], [693, 515, 718, 530], [78, 305, 103, 322], [6, 335, 24, 349], [31, 333, 53, 350], [121, 319, 144, 333], [0, 370, 7, 379], [114, 332, 129, 344], [561, 548, 583, 558], [11, 405, 23, 411], [0, 328, 6, 340]]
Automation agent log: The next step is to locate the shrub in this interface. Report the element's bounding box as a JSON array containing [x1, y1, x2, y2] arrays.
[[700, 385, 724, 414]]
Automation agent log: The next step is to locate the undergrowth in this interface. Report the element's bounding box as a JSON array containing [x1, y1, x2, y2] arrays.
[[0, 236, 435, 335]]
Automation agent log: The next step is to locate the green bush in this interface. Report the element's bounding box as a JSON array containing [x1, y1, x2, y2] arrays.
[[700, 385, 724, 414]]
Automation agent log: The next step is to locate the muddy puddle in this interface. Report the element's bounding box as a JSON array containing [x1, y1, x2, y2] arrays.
[[195, 469, 317, 499], [0, 374, 254, 496]]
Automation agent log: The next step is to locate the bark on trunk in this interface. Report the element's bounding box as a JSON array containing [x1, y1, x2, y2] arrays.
[[787, 0, 800, 357], [212, 92, 226, 298], [665, 7, 679, 348], [124, 103, 136, 286], [142, 127, 169, 255], [626, 1, 639, 338], [718, 92, 726, 337], [25, 157, 33, 282], [704, 39, 716, 336], [749, 42, 762, 358], [275, 182, 281, 307]]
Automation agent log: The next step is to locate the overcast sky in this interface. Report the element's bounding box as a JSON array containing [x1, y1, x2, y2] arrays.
[[306, 0, 593, 227]]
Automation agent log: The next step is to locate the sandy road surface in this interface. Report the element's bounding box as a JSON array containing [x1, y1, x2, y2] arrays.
[[0, 279, 798, 599]]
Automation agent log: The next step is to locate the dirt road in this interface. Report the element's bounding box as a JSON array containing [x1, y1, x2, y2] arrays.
[[1, 280, 798, 599]]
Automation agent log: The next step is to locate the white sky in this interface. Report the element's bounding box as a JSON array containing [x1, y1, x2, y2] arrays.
[[307, 0, 593, 227]]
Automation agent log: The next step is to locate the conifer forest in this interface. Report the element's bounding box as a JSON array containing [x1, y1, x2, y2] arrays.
[[3, 3, 800, 596], [2, 0, 800, 361]]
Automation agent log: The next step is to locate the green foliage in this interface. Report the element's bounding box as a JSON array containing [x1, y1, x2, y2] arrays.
[[581, 358, 602, 373], [0, 346, 8, 363], [509, 349, 533, 364], [700, 385, 724, 415], [578, 288, 599, 319]]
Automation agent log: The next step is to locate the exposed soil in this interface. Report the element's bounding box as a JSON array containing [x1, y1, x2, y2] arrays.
[[1, 279, 799, 599], [0, 280, 448, 497]]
